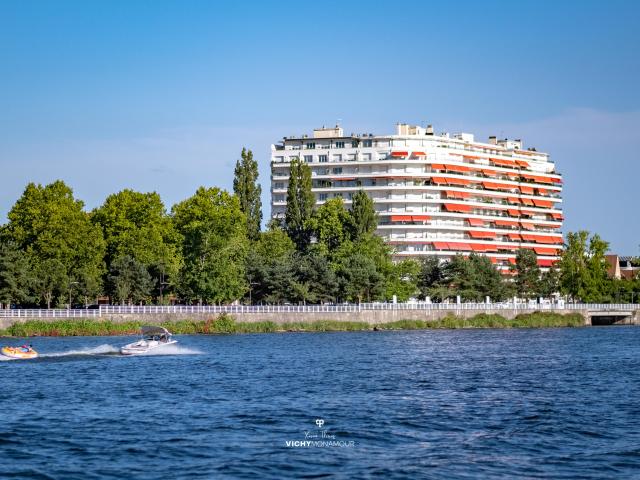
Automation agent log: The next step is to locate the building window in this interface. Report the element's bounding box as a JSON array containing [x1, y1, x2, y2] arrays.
[[335, 141, 345, 148], [351, 140, 358, 148], [332, 154, 342, 162], [332, 167, 343, 174], [318, 155, 328, 163], [304, 155, 313, 163], [274, 194, 284, 202], [274, 182, 284, 190], [319, 193, 328, 201], [363, 140, 372, 147], [305, 142, 315, 149]]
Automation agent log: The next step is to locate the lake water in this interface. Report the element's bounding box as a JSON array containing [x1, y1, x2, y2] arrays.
[[1, 327, 640, 479]]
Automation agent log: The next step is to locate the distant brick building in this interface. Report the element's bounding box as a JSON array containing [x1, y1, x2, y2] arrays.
[[606, 255, 640, 280]]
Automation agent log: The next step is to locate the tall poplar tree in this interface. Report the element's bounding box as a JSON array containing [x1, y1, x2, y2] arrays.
[[233, 148, 262, 240], [349, 190, 378, 241], [285, 157, 314, 251]]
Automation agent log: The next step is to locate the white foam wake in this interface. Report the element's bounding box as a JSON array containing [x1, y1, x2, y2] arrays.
[[137, 344, 202, 356], [41, 344, 120, 357]]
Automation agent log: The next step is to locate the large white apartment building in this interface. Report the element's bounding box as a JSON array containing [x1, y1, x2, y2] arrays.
[[270, 123, 563, 271]]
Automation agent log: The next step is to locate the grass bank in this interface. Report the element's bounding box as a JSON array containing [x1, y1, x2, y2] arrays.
[[0, 312, 585, 337]]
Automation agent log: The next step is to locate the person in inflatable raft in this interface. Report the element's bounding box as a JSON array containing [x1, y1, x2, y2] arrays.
[[20, 344, 33, 353]]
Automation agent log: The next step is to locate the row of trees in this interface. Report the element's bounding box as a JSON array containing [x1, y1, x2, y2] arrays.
[[0, 151, 637, 308]]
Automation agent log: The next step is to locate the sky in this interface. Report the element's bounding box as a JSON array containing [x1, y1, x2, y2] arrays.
[[0, 0, 639, 253]]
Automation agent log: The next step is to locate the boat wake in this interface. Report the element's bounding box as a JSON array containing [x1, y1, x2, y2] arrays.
[[41, 344, 120, 358], [1, 343, 202, 360], [136, 344, 202, 356]]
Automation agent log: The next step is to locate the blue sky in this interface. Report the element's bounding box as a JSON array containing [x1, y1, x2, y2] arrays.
[[1, 0, 639, 253]]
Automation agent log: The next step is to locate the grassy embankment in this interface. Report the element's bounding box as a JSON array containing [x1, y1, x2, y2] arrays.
[[0, 312, 585, 337]]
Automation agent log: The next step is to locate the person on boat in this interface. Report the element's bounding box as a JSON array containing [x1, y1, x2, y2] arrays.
[[20, 344, 31, 352]]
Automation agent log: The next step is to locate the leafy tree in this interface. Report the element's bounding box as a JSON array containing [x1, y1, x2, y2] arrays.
[[92, 189, 180, 300], [172, 187, 248, 304], [5, 181, 105, 302], [417, 256, 443, 299], [337, 253, 385, 303], [0, 240, 33, 308], [431, 254, 509, 302], [285, 157, 314, 251], [539, 266, 560, 298], [514, 249, 541, 299], [384, 259, 420, 302], [233, 148, 262, 240], [471, 254, 511, 301], [560, 231, 611, 302], [291, 251, 339, 304], [349, 190, 378, 241], [244, 224, 295, 304], [33, 258, 68, 308], [309, 197, 351, 253], [108, 255, 154, 305]]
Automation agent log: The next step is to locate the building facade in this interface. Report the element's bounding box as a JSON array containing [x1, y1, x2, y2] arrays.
[[271, 123, 563, 271]]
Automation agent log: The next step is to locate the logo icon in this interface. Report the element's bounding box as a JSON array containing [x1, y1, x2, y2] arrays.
[[315, 419, 325, 428]]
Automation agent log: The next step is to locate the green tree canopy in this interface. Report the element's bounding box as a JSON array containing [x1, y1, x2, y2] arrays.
[[285, 157, 314, 251], [349, 190, 378, 241], [172, 187, 248, 304], [560, 231, 611, 302], [108, 255, 154, 305], [308, 197, 352, 254], [4, 181, 105, 306], [92, 189, 181, 290], [514, 249, 541, 299], [0, 239, 33, 308], [233, 148, 262, 240]]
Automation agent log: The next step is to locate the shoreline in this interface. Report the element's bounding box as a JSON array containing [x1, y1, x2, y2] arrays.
[[0, 312, 586, 337]]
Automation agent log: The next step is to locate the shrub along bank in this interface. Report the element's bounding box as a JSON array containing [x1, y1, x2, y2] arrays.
[[0, 312, 585, 337]]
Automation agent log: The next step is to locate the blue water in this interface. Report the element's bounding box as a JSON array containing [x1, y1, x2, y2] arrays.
[[1, 327, 640, 479]]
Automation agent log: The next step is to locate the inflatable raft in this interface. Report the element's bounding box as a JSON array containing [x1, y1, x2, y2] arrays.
[[1, 346, 39, 359]]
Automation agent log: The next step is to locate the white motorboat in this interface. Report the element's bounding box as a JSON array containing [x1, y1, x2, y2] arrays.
[[120, 326, 177, 355]]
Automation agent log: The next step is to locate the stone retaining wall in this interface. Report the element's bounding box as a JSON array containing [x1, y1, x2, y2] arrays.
[[0, 308, 593, 329]]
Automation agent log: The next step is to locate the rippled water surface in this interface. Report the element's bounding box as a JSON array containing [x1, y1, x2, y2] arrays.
[[2, 327, 640, 479]]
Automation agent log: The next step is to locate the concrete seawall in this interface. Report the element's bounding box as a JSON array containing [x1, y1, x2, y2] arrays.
[[0, 308, 603, 330]]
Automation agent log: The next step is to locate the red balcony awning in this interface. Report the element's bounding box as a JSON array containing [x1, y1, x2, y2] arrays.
[[447, 242, 473, 251], [551, 212, 564, 220], [508, 209, 521, 217], [491, 158, 518, 167], [508, 233, 522, 241], [520, 222, 536, 230], [431, 177, 448, 184], [412, 151, 426, 156], [431, 163, 445, 170], [521, 198, 535, 206], [495, 219, 519, 227], [534, 247, 559, 255], [433, 242, 449, 250], [469, 230, 496, 239], [519, 186, 534, 195], [444, 203, 472, 213], [533, 199, 553, 208], [516, 160, 530, 167], [391, 151, 408, 157], [467, 218, 485, 227], [446, 177, 472, 186], [537, 259, 556, 267], [412, 215, 430, 221], [390, 215, 412, 222], [446, 164, 471, 173]]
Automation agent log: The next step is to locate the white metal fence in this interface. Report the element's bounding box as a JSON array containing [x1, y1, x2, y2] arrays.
[[0, 303, 637, 318]]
